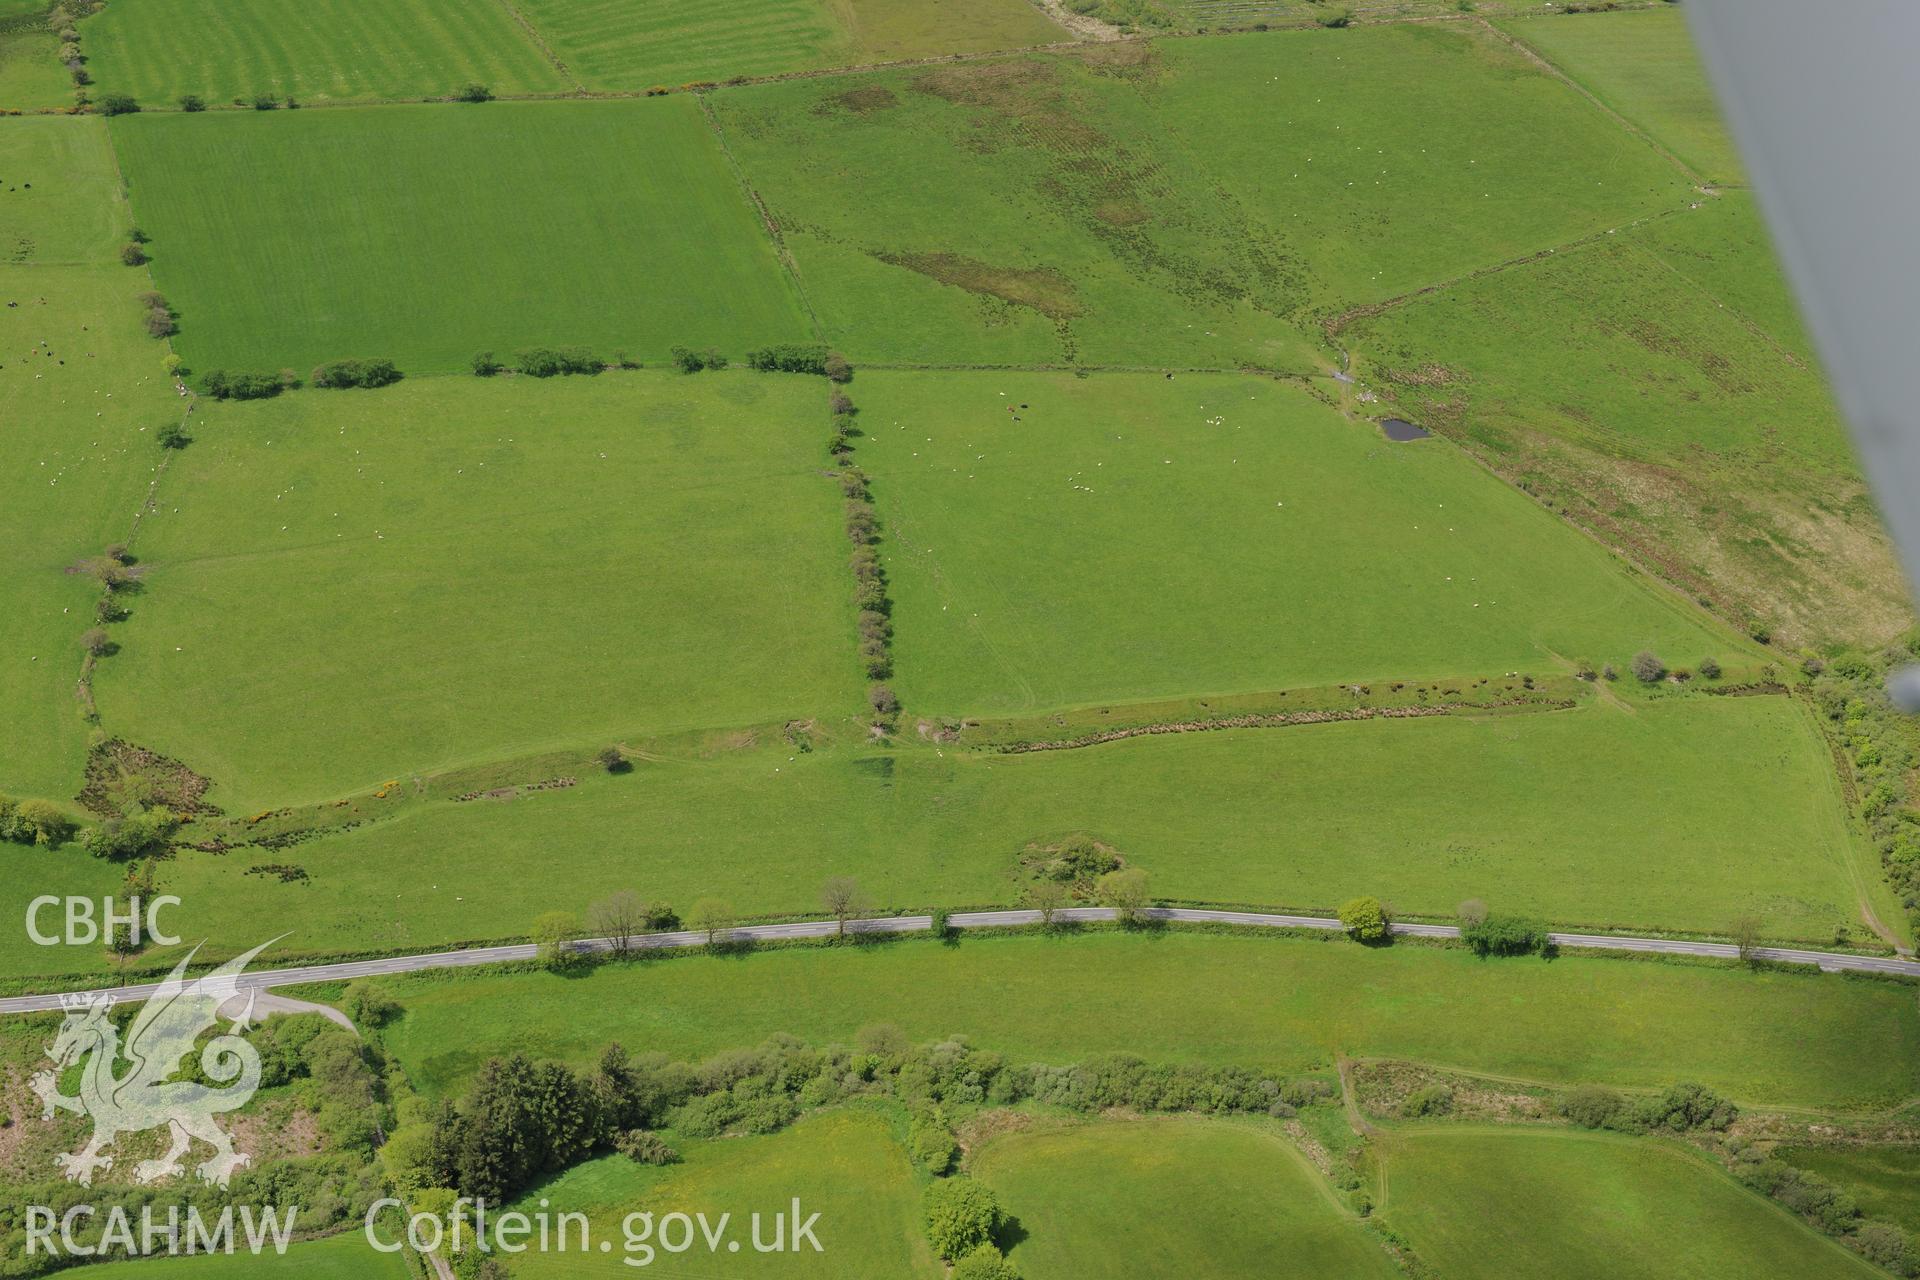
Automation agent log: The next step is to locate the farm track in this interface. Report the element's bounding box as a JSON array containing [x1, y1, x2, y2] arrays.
[[4, 907, 1916, 1017]]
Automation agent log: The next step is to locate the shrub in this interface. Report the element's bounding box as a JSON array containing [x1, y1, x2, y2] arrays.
[[80, 627, 112, 657], [829, 390, 855, 416], [252, 93, 279, 110], [951, 1246, 1019, 1280], [1459, 913, 1549, 957], [1559, 1084, 1625, 1129], [144, 305, 177, 338], [1403, 1084, 1453, 1117], [119, 242, 147, 266], [80, 809, 177, 860], [614, 1130, 679, 1165], [845, 501, 878, 544], [1632, 1081, 1736, 1133], [471, 350, 502, 376], [178, 94, 204, 112], [868, 683, 899, 716], [1601, 662, 1617, 681], [456, 83, 493, 102], [670, 346, 706, 374], [745, 343, 829, 374], [532, 910, 580, 970], [1851, 1221, 1914, 1274], [824, 351, 852, 383], [596, 746, 629, 774], [924, 1179, 1001, 1259], [343, 981, 401, 1027], [1630, 650, 1666, 683], [1698, 655, 1722, 680], [198, 369, 283, 400], [311, 358, 401, 389], [16, 799, 76, 847], [516, 347, 600, 377], [99, 94, 138, 116], [909, 1111, 958, 1174], [1337, 896, 1388, 942]]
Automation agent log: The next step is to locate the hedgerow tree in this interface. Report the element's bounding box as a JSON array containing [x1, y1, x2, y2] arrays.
[[1631, 650, 1666, 683], [1096, 866, 1150, 923], [690, 897, 735, 946], [532, 910, 580, 970], [16, 799, 76, 847], [924, 1178, 1001, 1259], [1338, 895, 1388, 942], [1025, 878, 1069, 926], [820, 876, 870, 939], [588, 890, 648, 953]]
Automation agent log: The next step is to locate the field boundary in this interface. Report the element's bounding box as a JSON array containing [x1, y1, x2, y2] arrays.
[[1481, 15, 1713, 191], [697, 94, 825, 339], [485, 0, 584, 91]]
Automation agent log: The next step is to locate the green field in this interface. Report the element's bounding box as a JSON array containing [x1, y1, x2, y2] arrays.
[[517, 0, 1068, 92], [79, 1231, 412, 1278], [861, 371, 1732, 712], [508, 1109, 938, 1277], [91, 372, 859, 808], [1777, 1146, 1920, 1235], [0, 263, 176, 801], [111, 99, 812, 373], [0, 27, 71, 111], [79, 0, 570, 105], [711, 24, 1691, 366], [975, 1118, 1397, 1279], [1383, 1129, 1880, 1279], [1500, 9, 1744, 187], [0, 117, 132, 264], [375, 931, 1920, 1109], [8, 687, 1873, 979], [1147, 27, 1694, 315], [1346, 195, 1904, 647]]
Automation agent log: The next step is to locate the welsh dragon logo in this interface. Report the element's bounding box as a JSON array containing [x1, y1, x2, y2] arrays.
[[30, 940, 276, 1188]]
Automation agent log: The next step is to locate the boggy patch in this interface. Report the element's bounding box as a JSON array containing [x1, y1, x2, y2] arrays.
[[815, 84, 899, 117], [877, 250, 1082, 319]]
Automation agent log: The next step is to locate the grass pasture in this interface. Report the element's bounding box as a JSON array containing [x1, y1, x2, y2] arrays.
[[0, 117, 132, 264], [1149, 27, 1696, 316], [90, 372, 860, 808], [508, 1109, 938, 1277], [111, 99, 811, 373], [78, 1232, 412, 1278], [0, 261, 177, 801], [78, 0, 570, 105], [1346, 197, 1904, 647], [859, 370, 1731, 713], [375, 931, 1920, 1109], [516, 0, 1068, 92], [1384, 1129, 1881, 1279], [0, 26, 70, 111], [11, 687, 1873, 979], [1499, 9, 1744, 187], [712, 25, 1691, 366], [975, 1118, 1397, 1279]]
